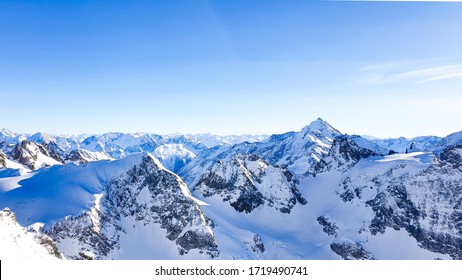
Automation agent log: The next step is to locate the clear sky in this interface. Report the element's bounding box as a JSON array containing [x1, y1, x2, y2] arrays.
[[1, 0, 461, 138]]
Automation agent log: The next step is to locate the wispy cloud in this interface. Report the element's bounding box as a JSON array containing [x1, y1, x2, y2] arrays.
[[357, 64, 462, 85]]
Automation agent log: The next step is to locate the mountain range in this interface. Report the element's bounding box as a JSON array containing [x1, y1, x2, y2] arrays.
[[1, 118, 461, 260]]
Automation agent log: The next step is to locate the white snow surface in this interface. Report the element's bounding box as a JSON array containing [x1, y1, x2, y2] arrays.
[[0, 154, 145, 226], [153, 143, 196, 172], [350, 135, 388, 155], [436, 130, 462, 151], [367, 136, 442, 153], [0, 152, 216, 260], [0, 208, 61, 260], [164, 133, 269, 148], [192, 151, 450, 260]]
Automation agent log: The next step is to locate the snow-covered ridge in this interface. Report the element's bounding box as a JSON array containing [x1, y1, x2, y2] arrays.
[[2, 122, 461, 174], [180, 118, 342, 180], [163, 133, 269, 148], [0, 153, 218, 259], [0, 208, 63, 259], [0, 129, 269, 173], [364, 133, 462, 155], [1, 118, 462, 260]]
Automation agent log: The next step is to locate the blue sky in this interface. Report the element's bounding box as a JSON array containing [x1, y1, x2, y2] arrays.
[[1, 0, 461, 138]]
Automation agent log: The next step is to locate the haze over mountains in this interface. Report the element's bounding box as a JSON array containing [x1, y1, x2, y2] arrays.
[[1, 118, 461, 260]]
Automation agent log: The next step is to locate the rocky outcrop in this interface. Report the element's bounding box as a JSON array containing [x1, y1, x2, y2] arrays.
[[44, 155, 218, 259], [314, 135, 379, 174], [340, 145, 462, 259], [317, 216, 339, 237], [10, 141, 62, 170], [330, 242, 375, 260], [194, 154, 306, 214], [0, 150, 8, 168]]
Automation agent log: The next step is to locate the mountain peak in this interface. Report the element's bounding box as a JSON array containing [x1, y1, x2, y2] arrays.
[[1, 128, 16, 137], [302, 118, 340, 136], [27, 132, 55, 144]]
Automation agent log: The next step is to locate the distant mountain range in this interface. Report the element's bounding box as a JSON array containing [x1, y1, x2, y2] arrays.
[[1, 118, 461, 259]]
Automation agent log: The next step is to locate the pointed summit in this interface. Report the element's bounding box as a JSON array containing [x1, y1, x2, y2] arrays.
[[301, 118, 341, 138], [27, 132, 55, 144], [1, 128, 16, 138], [0, 128, 22, 145]]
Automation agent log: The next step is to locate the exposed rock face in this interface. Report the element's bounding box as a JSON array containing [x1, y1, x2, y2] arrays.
[[247, 118, 340, 175], [64, 149, 110, 164], [10, 141, 63, 170], [194, 154, 306, 214], [244, 234, 265, 254], [317, 216, 339, 237], [43, 155, 218, 259], [339, 146, 462, 259], [439, 144, 462, 169], [330, 242, 375, 260], [406, 142, 420, 153], [64, 149, 92, 164], [314, 135, 379, 173], [0, 150, 8, 168]]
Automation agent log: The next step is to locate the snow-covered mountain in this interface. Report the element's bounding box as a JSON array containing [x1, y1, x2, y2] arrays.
[[1, 119, 462, 260], [0, 154, 218, 259], [0, 208, 63, 260], [192, 153, 306, 214], [153, 144, 196, 173], [435, 131, 462, 152], [181, 118, 341, 180], [7, 140, 63, 170], [164, 133, 269, 149], [313, 135, 385, 173], [311, 144, 462, 259], [366, 136, 442, 154], [64, 149, 112, 164], [0, 129, 268, 174], [252, 118, 341, 174]]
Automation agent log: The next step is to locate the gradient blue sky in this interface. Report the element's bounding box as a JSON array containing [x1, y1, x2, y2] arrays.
[[1, 0, 461, 137]]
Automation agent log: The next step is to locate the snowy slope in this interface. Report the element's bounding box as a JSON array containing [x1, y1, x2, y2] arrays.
[[367, 136, 442, 154], [346, 151, 460, 258], [0, 149, 28, 171], [182, 133, 460, 260], [153, 144, 196, 173], [0, 208, 63, 259], [0, 128, 26, 145], [0, 153, 217, 259], [206, 153, 453, 260], [435, 131, 462, 152]]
